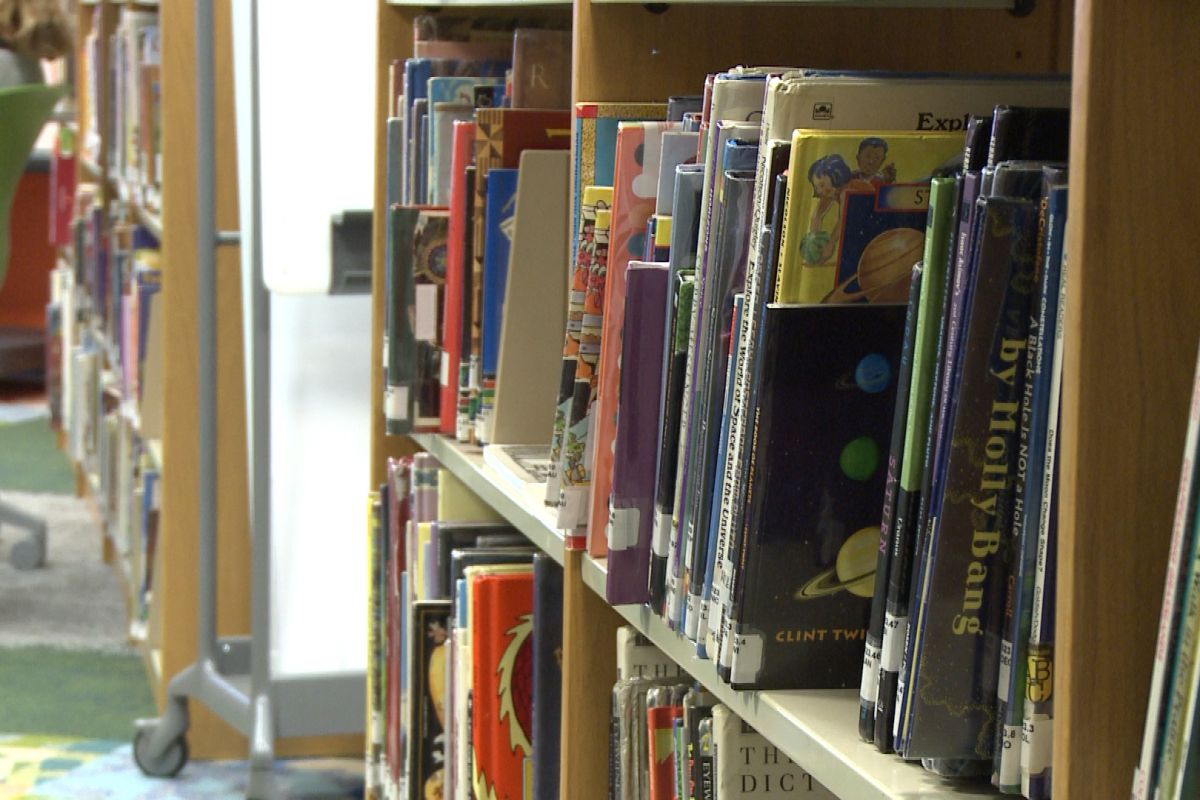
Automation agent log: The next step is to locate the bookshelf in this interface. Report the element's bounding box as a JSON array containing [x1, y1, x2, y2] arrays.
[[370, 0, 1200, 798]]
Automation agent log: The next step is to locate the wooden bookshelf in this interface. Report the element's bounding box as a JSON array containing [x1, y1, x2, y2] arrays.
[[371, 0, 1200, 797]]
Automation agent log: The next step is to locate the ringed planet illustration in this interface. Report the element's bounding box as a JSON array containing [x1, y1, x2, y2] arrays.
[[796, 526, 879, 600]]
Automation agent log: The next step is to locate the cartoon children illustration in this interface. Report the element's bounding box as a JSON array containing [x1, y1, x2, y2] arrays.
[[802, 153, 852, 265], [852, 136, 897, 186]]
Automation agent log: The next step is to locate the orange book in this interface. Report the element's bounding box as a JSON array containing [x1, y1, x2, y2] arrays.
[[471, 568, 535, 800], [586, 122, 677, 557]]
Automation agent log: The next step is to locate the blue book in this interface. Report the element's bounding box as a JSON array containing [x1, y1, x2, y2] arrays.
[[532, 554, 564, 800], [481, 168, 520, 377]]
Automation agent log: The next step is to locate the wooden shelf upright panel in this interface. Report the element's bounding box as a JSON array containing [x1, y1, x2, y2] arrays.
[[1057, 1, 1200, 796]]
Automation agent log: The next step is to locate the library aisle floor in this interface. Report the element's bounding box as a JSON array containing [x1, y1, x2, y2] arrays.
[[0, 384, 364, 799]]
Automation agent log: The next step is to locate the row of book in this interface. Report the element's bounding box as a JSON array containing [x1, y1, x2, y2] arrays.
[[81, 4, 162, 210], [1133, 350, 1200, 800], [611, 628, 834, 799], [377, 38, 1076, 796], [367, 452, 560, 800], [47, 128, 164, 628]]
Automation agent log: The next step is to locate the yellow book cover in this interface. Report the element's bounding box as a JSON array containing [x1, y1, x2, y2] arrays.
[[436, 468, 505, 523], [775, 130, 963, 304]]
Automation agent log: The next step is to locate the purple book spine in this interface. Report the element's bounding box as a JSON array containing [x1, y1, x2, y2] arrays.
[[606, 263, 671, 605]]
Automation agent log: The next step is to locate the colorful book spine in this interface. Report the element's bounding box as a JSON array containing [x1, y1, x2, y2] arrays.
[[413, 210, 450, 431], [441, 120, 475, 435], [477, 168, 520, 444], [588, 121, 676, 557], [409, 601, 451, 800], [606, 262, 670, 605]]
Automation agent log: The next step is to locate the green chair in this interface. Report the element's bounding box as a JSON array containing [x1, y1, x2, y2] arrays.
[[0, 83, 64, 570]]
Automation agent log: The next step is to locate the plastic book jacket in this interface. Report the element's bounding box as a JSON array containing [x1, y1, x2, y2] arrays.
[[730, 303, 905, 690], [413, 210, 450, 430], [776, 131, 962, 305], [409, 601, 450, 800], [471, 570, 535, 800]]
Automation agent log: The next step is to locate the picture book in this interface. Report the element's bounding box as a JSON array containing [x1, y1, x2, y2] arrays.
[[606, 263, 670, 605], [647, 686, 685, 800], [775, 130, 962, 305], [412, 210, 450, 431], [427, 102, 473, 208], [655, 131, 701, 215], [588, 121, 678, 558], [384, 205, 419, 435], [430, 522, 522, 600], [470, 568, 535, 800], [490, 150, 570, 446], [437, 467, 505, 524], [408, 601, 451, 800], [728, 303, 906, 690], [902, 196, 1039, 760]]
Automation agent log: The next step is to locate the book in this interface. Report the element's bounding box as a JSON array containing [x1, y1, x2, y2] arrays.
[[606, 262, 670, 605], [775, 130, 963, 305], [532, 554, 563, 800], [431, 522, 523, 600], [470, 567, 535, 800], [384, 205, 420, 435], [545, 186, 613, 515], [571, 102, 668, 246], [409, 601, 451, 800], [986, 106, 1071, 167], [413, 210, 451, 430], [367, 494, 383, 796], [902, 195, 1040, 760], [441, 120, 476, 434], [477, 168, 521, 444], [727, 303, 906, 690], [647, 685, 686, 800], [588, 121, 678, 557], [511, 28, 571, 110], [617, 625, 688, 682], [710, 704, 835, 797], [428, 102, 474, 208], [490, 150, 570, 446]]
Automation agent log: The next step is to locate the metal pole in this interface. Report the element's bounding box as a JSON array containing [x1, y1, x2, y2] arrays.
[[195, 0, 217, 664]]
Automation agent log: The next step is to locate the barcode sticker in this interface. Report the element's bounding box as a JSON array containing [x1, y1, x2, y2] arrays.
[[880, 613, 907, 671], [860, 641, 882, 703], [609, 506, 639, 551], [385, 386, 409, 421], [414, 285, 438, 341]]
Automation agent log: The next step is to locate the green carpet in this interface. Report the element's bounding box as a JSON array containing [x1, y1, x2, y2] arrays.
[[0, 647, 156, 740], [0, 417, 75, 493]]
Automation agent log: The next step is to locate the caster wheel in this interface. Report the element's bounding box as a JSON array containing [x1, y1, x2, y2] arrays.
[[10, 536, 44, 570], [133, 728, 188, 778]]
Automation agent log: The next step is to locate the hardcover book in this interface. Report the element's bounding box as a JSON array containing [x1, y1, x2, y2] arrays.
[[606, 263, 670, 605], [490, 151, 570, 446], [431, 522, 523, 600], [511, 28, 571, 110], [532, 554, 564, 800], [441, 120, 476, 434], [428, 102, 474, 208], [470, 567, 535, 800], [710, 705, 835, 797], [408, 601, 451, 800], [413, 210, 450, 430], [588, 121, 678, 557], [728, 303, 906, 690], [477, 168, 521, 444]]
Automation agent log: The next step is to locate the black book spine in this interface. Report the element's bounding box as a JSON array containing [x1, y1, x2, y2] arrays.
[[860, 264, 923, 742]]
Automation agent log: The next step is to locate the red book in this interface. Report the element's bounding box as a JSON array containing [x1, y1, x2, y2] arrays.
[[49, 131, 75, 247], [385, 456, 412, 795], [441, 121, 475, 434], [647, 700, 684, 800], [470, 568, 535, 800]]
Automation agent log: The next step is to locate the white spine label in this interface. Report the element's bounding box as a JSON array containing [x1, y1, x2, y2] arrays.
[[609, 506, 639, 551]]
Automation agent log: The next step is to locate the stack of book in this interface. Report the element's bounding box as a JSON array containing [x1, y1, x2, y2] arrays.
[[380, 42, 1080, 795], [609, 626, 834, 799], [367, 453, 564, 800]]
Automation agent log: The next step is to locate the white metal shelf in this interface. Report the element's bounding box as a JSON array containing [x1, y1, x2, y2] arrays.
[[409, 433, 566, 566], [411, 432, 999, 800]]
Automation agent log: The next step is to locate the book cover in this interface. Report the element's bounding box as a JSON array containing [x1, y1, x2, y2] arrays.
[[441, 120, 476, 434], [647, 686, 685, 800], [902, 196, 1039, 760], [385, 205, 420, 435], [437, 468, 505, 524], [408, 601, 451, 800], [428, 102, 474, 208], [471, 568, 535, 800], [588, 121, 678, 558], [682, 687, 715, 800], [655, 131, 701, 216], [775, 130, 962, 305], [986, 106, 1070, 167], [606, 263, 670, 605], [483, 444, 554, 507], [413, 210, 451, 431], [458, 165, 479, 441], [477, 168, 521, 443], [431, 522, 522, 600], [386, 457, 413, 794], [545, 186, 612, 512], [617, 626, 687, 682], [710, 705, 835, 797], [532, 554, 564, 800], [571, 102, 667, 246], [728, 303, 906, 690], [511, 28, 571, 110], [367, 494, 383, 796]]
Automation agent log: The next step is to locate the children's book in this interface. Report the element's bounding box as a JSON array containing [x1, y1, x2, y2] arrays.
[[408, 601, 451, 800], [440, 120, 476, 434], [477, 168, 520, 444], [511, 28, 571, 110]]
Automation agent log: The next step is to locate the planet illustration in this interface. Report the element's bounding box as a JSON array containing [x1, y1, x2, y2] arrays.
[[796, 526, 878, 599], [855, 353, 891, 393], [822, 227, 924, 303], [839, 436, 881, 481]]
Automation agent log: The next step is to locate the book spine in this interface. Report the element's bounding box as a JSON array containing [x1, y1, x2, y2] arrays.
[[860, 264, 923, 742]]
